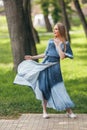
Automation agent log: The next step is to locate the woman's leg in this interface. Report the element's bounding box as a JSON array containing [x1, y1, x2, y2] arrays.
[[66, 108, 73, 114], [42, 99, 47, 114], [66, 108, 77, 118], [42, 98, 49, 118]]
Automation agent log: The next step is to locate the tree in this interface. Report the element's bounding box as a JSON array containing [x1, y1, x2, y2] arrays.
[[73, 0, 87, 37], [23, 0, 40, 44], [41, 0, 52, 32], [50, 0, 61, 24], [59, 0, 71, 41], [3, 0, 37, 71], [32, 0, 52, 32]]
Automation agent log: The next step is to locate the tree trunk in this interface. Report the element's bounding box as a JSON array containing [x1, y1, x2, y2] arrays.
[[26, 0, 40, 43], [44, 15, 52, 32], [59, 0, 71, 42], [41, 0, 52, 32], [3, 0, 25, 71], [23, 0, 38, 55], [33, 28, 40, 44], [73, 0, 87, 37], [29, 0, 40, 44], [3, 0, 38, 71]]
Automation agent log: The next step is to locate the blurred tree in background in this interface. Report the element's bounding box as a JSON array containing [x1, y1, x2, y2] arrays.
[[59, 0, 71, 41], [50, 0, 61, 24], [73, 0, 87, 36], [40, 0, 52, 32]]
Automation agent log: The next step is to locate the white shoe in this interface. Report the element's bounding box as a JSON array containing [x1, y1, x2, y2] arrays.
[[66, 112, 77, 119], [43, 113, 49, 119]]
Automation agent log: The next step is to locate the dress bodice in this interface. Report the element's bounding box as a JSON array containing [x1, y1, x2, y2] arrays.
[[44, 39, 73, 60], [45, 39, 59, 58]]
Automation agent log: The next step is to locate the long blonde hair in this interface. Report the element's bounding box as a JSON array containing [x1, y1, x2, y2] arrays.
[[56, 22, 67, 40], [56, 22, 67, 51]]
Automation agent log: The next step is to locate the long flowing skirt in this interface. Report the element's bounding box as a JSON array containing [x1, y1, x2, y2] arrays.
[[14, 60, 75, 111]]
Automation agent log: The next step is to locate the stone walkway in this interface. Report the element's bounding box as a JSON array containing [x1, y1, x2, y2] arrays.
[[0, 114, 87, 130]]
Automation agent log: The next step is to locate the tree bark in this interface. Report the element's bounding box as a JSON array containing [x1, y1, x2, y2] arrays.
[[24, 0, 40, 44], [59, 0, 71, 42], [28, 0, 40, 43], [3, 0, 25, 70], [73, 0, 87, 37], [41, 0, 52, 32], [3, 0, 38, 71], [44, 15, 52, 32], [33, 28, 40, 44], [23, 0, 38, 55]]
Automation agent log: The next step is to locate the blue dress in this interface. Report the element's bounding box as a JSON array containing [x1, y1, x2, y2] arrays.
[[14, 39, 75, 111]]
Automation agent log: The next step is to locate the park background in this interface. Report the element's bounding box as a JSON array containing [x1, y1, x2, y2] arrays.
[[0, 0, 87, 119]]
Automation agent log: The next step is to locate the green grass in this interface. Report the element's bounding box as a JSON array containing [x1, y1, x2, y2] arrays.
[[0, 16, 87, 118]]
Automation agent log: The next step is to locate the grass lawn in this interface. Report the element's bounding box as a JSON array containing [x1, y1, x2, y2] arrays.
[[0, 16, 87, 118]]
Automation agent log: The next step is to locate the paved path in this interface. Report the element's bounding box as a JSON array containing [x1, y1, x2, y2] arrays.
[[0, 114, 87, 130]]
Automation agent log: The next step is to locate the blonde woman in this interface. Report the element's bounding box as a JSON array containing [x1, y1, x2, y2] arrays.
[[14, 22, 76, 119]]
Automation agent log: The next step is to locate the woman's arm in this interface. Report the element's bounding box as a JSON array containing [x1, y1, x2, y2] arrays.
[[24, 53, 45, 60], [57, 45, 65, 59]]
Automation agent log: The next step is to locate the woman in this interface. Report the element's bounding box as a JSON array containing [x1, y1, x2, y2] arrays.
[[14, 22, 76, 119]]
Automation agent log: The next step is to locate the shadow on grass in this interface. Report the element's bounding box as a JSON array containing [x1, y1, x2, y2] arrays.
[[73, 43, 87, 48], [71, 33, 86, 39], [76, 55, 87, 61]]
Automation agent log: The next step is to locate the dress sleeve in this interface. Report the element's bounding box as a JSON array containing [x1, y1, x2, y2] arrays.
[[64, 42, 73, 59]]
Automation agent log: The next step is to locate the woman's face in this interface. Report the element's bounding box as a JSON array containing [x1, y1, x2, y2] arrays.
[[53, 25, 60, 38]]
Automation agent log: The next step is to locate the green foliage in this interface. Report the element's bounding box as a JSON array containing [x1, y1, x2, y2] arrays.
[[41, 1, 49, 15], [0, 16, 87, 118], [50, 0, 61, 24], [35, 0, 61, 23], [62, 0, 76, 24]]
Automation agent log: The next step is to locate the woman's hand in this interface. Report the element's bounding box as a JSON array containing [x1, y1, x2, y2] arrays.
[[24, 55, 32, 60], [24, 53, 45, 60], [54, 38, 65, 59]]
